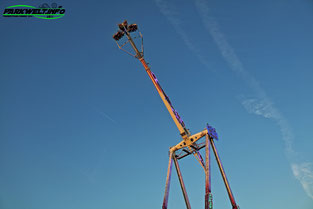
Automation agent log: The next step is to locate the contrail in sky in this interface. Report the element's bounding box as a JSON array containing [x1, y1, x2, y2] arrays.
[[91, 105, 117, 124], [155, 0, 212, 69], [99, 111, 117, 124], [156, 0, 313, 199]]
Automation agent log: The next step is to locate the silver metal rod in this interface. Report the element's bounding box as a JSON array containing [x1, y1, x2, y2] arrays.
[[125, 32, 142, 58], [173, 154, 191, 209], [162, 152, 173, 209]]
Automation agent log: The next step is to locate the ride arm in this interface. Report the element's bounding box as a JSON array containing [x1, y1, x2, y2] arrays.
[[123, 29, 190, 139], [138, 58, 190, 139]]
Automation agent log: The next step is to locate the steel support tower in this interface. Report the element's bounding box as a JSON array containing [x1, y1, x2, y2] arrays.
[[113, 20, 240, 209]]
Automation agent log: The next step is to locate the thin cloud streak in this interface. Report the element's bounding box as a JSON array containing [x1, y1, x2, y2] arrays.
[[91, 105, 117, 124], [292, 162, 313, 199], [194, 0, 313, 199], [240, 97, 295, 156], [155, 0, 212, 69], [99, 111, 117, 124]]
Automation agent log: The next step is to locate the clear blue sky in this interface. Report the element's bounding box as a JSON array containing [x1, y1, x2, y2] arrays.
[[1, 0, 313, 209]]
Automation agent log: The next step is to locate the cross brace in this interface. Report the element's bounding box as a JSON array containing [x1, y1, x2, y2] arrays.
[[162, 130, 239, 209]]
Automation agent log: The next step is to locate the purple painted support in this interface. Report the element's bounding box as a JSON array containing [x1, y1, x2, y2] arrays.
[[209, 137, 238, 209], [205, 134, 213, 209], [162, 152, 173, 209], [173, 155, 191, 209]]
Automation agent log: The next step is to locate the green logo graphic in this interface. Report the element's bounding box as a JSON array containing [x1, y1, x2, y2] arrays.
[[2, 4, 65, 19]]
